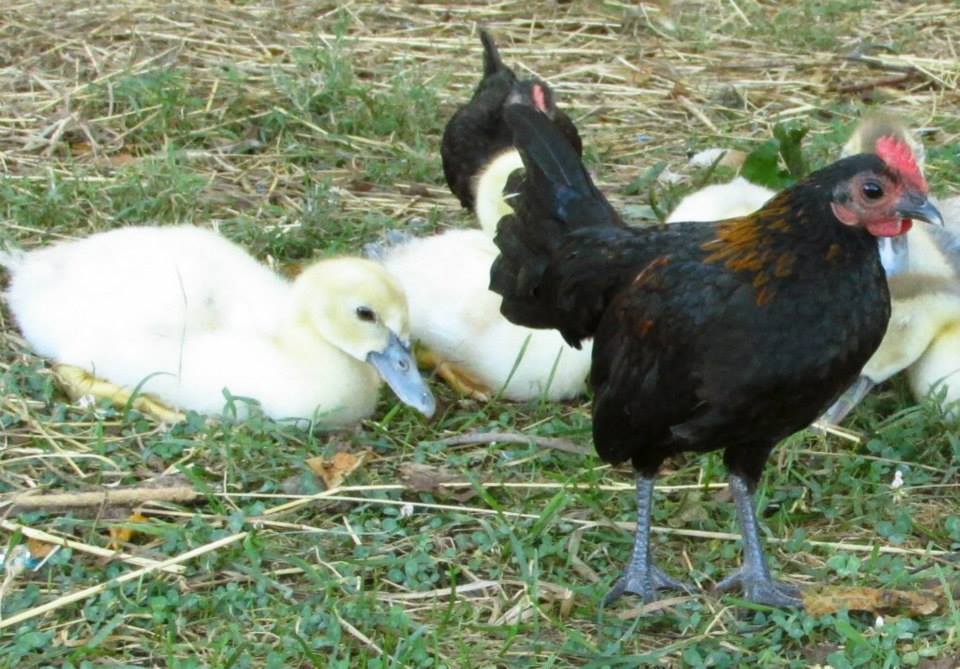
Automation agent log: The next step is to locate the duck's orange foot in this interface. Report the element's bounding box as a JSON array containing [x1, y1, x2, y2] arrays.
[[54, 364, 186, 424], [415, 346, 492, 401]]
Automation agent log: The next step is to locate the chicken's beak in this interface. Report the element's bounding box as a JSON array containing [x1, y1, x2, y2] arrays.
[[367, 332, 436, 417], [819, 376, 876, 427], [896, 192, 943, 226]]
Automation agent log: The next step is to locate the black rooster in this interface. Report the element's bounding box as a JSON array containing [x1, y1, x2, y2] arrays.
[[489, 105, 942, 607], [441, 28, 582, 211]]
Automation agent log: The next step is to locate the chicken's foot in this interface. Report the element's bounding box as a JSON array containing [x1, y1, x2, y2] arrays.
[[604, 475, 695, 605], [714, 473, 802, 607]]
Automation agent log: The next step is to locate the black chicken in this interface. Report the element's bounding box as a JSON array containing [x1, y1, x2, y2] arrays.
[[441, 28, 582, 211], [489, 105, 942, 607]]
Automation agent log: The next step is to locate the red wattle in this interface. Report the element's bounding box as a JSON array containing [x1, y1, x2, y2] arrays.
[[867, 218, 913, 237]]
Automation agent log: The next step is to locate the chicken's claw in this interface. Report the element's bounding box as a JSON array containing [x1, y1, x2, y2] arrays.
[[714, 567, 803, 607], [604, 564, 694, 606], [720, 472, 804, 608]]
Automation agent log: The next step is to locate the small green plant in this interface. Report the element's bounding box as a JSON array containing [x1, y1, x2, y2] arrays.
[[741, 123, 810, 190]]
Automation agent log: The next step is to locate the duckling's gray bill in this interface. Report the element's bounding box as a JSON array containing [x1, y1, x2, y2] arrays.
[[367, 332, 436, 417], [819, 376, 876, 427]]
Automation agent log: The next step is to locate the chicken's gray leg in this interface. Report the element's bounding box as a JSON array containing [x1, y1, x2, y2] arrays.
[[714, 473, 803, 607], [604, 475, 694, 605]]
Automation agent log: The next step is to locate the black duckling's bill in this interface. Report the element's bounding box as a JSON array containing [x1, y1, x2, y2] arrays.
[[927, 224, 960, 276], [819, 376, 876, 427], [367, 333, 436, 417]]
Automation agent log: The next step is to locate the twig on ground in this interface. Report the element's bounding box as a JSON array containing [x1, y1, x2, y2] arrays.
[[3, 485, 200, 510], [0, 519, 186, 575], [429, 430, 592, 456]]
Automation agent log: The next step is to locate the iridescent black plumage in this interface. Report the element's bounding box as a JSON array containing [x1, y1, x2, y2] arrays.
[[490, 104, 939, 607], [440, 29, 582, 210]]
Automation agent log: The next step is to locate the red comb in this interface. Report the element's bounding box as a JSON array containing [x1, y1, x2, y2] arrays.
[[875, 135, 927, 192], [532, 83, 548, 113]]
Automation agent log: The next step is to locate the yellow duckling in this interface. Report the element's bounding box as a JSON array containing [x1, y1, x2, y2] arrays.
[[2, 226, 435, 424], [665, 176, 775, 224]]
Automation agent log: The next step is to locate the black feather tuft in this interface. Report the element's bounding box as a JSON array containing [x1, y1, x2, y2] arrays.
[[490, 104, 634, 345], [504, 105, 589, 193], [479, 28, 505, 77]]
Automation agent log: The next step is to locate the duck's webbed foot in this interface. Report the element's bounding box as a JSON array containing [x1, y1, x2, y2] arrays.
[[55, 364, 185, 424], [415, 346, 491, 401]]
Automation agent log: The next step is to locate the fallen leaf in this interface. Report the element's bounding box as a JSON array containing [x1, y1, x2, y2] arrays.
[[278, 261, 305, 278], [803, 586, 940, 617], [108, 512, 149, 550], [405, 184, 432, 198], [399, 463, 462, 493], [917, 656, 960, 669], [103, 152, 137, 167], [803, 643, 841, 667], [347, 179, 376, 193], [26, 538, 56, 559], [307, 450, 371, 490], [69, 141, 93, 155]]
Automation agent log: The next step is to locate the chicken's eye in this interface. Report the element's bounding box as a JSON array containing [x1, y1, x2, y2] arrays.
[[356, 306, 376, 322], [862, 181, 884, 200]]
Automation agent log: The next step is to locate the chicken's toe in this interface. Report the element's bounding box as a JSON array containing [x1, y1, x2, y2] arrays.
[[714, 567, 803, 607]]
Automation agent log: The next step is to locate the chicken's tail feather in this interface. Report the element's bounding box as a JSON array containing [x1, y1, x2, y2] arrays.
[[490, 104, 626, 345]]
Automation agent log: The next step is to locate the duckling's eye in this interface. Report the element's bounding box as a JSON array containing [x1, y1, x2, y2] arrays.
[[862, 181, 884, 200], [355, 306, 376, 322]]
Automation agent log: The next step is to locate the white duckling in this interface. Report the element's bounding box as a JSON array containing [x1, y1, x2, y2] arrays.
[[1, 226, 435, 424], [376, 228, 591, 401], [907, 323, 960, 417], [899, 213, 960, 416]]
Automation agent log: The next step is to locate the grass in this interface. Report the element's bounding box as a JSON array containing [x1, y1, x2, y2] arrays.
[[1, 1, 960, 667]]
